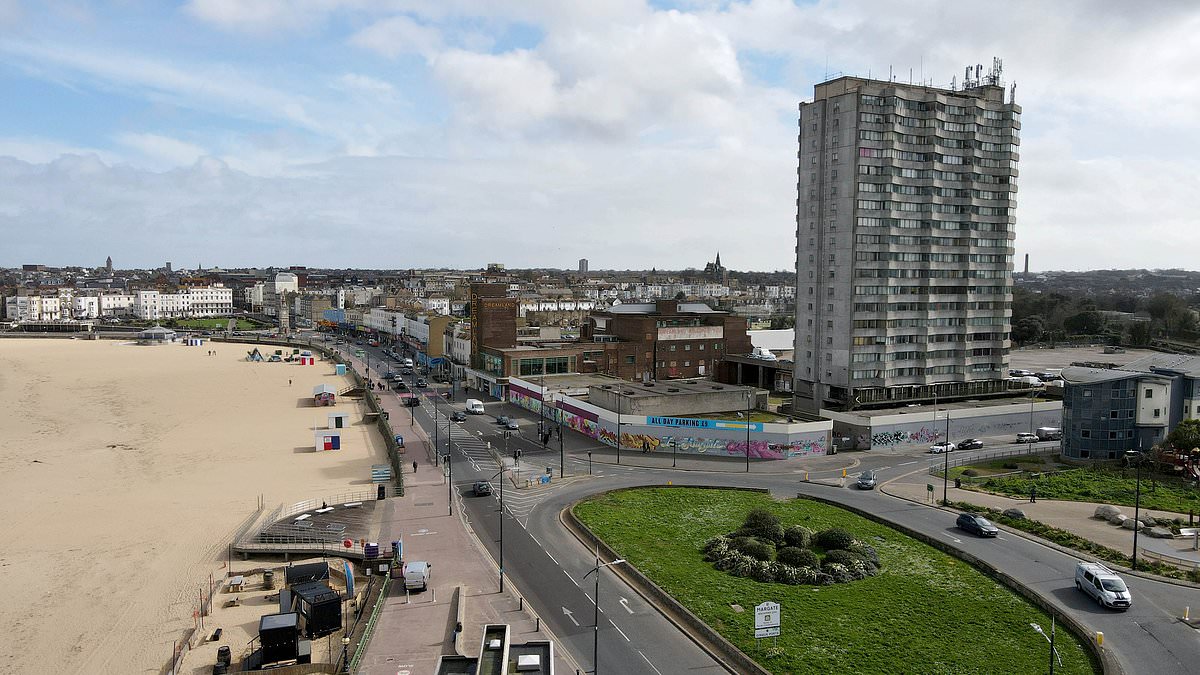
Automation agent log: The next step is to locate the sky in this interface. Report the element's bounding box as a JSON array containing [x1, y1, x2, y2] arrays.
[[0, 1, 1197, 272]]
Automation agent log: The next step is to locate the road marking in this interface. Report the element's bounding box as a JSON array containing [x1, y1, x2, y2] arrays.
[[610, 619, 630, 641], [898, 461, 917, 466], [530, 534, 542, 547], [639, 651, 664, 675], [547, 552, 559, 566], [619, 597, 634, 614], [942, 532, 962, 544], [564, 571, 577, 585], [562, 607, 578, 626]]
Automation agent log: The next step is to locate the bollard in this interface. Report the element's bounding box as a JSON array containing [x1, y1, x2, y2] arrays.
[[1096, 632, 1103, 647], [804, 471, 809, 481], [405, 588, 410, 604], [519, 597, 523, 611], [536, 617, 540, 631], [432, 589, 436, 604], [841, 468, 847, 478], [1186, 607, 1191, 621]]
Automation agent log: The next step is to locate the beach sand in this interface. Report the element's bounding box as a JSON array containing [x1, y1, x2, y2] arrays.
[[0, 338, 386, 674]]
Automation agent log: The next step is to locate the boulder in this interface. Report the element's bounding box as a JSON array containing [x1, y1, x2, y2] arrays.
[[1147, 526, 1175, 539], [1121, 519, 1143, 531], [1141, 516, 1157, 527], [1002, 508, 1027, 520], [1108, 513, 1128, 526], [1095, 505, 1122, 520]]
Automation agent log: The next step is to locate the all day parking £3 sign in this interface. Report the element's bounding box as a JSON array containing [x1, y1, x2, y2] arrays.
[[755, 601, 781, 638]]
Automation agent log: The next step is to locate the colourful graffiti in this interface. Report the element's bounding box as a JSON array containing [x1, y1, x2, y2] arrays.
[[769, 437, 827, 458], [871, 426, 941, 447]]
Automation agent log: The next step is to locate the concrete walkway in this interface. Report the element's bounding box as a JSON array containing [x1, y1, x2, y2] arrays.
[[884, 471, 1200, 566], [337, 345, 578, 675]]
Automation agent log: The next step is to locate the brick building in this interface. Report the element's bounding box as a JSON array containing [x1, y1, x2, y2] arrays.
[[581, 300, 752, 381]]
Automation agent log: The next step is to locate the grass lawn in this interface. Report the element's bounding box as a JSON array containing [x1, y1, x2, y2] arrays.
[[975, 468, 1200, 515], [574, 487, 1096, 675], [947, 454, 1060, 480]]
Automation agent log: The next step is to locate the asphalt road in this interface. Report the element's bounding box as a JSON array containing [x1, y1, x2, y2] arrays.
[[343, 337, 1200, 674]]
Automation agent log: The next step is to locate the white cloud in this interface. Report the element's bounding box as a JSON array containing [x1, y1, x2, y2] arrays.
[[349, 14, 442, 58], [0, 136, 116, 164], [336, 73, 395, 94], [432, 49, 559, 131], [115, 133, 207, 167]]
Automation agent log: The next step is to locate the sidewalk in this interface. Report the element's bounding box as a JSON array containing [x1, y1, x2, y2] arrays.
[[884, 472, 1200, 564], [339, 346, 577, 674]]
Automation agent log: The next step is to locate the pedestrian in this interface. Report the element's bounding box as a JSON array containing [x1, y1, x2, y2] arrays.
[[1030, 485, 1037, 503], [412, 461, 418, 474], [288, 379, 292, 386]]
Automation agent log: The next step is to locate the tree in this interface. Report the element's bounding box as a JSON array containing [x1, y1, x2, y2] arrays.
[[674, 291, 686, 300], [1167, 419, 1200, 452], [1063, 310, 1104, 335], [1127, 321, 1152, 346], [1012, 316, 1044, 344]]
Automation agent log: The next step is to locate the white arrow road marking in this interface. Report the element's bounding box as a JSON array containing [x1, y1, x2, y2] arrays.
[[562, 607, 579, 626], [942, 532, 962, 544], [619, 597, 634, 614], [898, 461, 917, 466]]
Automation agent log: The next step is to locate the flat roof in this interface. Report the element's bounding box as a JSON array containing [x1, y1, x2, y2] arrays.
[[837, 396, 1049, 419], [592, 378, 757, 399]]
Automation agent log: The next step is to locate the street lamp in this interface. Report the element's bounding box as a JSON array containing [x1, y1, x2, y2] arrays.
[[1029, 616, 1062, 675], [672, 436, 678, 468], [1129, 441, 1147, 570], [445, 452, 452, 516], [745, 390, 752, 473], [341, 636, 350, 674], [942, 410, 952, 506], [582, 554, 626, 675], [554, 394, 564, 479], [491, 468, 506, 592], [615, 390, 622, 465]]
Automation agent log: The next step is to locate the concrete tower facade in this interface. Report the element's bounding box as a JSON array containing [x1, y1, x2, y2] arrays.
[[793, 74, 1020, 411]]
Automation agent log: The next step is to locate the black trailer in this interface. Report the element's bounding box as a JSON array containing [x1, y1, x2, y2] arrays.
[[290, 581, 343, 638]]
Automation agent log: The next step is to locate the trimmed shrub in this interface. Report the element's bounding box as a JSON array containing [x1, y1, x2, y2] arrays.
[[751, 561, 777, 583], [846, 542, 880, 567], [962, 469, 979, 477], [814, 527, 855, 551], [822, 561, 853, 583], [783, 524, 814, 549], [823, 549, 860, 567], [742, 508, 785, 543], [777, 546, 819, 569], [740, 538, 774, 561]]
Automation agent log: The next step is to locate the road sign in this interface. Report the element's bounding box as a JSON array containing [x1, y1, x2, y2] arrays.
[[755, 601, 780, 638]]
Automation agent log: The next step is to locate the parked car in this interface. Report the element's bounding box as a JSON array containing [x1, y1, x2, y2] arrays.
[[1016, 432, 1039, 443], [402, 396, 420, 408], [856, 470, 878, 490], [957, 438, 985, 451], [1009, 368, 1033, 377], [929, 441, 956, 454], [451, 411, 467, 422], [956, 513, 999, 537], [1075, 562, 1132, 610], [472, 481, 492, 497]]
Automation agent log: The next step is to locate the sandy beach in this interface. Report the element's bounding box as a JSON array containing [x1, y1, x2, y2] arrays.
[[0, 338, 386, 674]]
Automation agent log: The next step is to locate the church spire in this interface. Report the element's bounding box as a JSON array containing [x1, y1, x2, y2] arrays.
[[715, 251, 721, 268]]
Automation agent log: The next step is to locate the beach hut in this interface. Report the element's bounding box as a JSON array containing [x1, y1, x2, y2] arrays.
[[137, 325, 177, 345], [327, 412, 349, 429], [335, 364, 347, 376], [315, 429, 341, 451], [312, 384, 337, 406]]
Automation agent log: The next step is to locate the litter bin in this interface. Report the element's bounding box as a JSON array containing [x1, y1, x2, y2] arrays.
[[377, 484, 386, 500], [954, 477, 962, 489], [262, 570, 275, 590]]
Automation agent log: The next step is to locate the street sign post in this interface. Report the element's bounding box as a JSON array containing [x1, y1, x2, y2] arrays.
[[755, 601, 781, 640]]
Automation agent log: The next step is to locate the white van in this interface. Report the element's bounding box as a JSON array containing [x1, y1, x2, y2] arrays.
[[403, 561, 431, 591], [1075, 562, 1131, 610], [1036, 427, 1063, 441], [466, 399, 485, 414], [403, 358, 414, 368]]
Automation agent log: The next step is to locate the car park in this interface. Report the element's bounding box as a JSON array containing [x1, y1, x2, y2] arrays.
[[856, 470, 878, 489], [957, 438, 984, 451], [1075, 562, 1132, 610], [472, 481, 492, 497], [1016, 432, 1039, 443], [929, 441, 956, 454], [451, 411, 467, 422], [956, 513, 999, 537]]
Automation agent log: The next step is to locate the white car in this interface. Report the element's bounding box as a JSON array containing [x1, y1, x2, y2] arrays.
[[929, 442, 956, 454], [1075, 562, 1131, 610]]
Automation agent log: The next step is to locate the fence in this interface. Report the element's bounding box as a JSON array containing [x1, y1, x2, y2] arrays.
[[349, 574, 392, 672], [928, 444, 1060, 476], [1140, 548, 1200, 572]]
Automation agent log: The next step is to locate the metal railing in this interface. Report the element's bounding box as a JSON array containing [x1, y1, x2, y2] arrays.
[[928, 443, 1060, 475], [1140, 548, 1200, 571], [349, 575, 392, 672], [278, 490, 384, 521]]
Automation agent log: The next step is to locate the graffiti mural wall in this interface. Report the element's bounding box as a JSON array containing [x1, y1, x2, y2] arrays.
[[857, 405, 1063, 451]]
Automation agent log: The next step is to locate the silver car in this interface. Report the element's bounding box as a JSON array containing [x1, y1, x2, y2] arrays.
[[857, 470, 878, 490]]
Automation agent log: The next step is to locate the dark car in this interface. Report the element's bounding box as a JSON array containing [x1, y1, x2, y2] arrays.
[[496, 416, 511, 425], [957, 438, 984, 451], [472, 481, 492, 497], [856, 470, 878, 490], [451, 411, 467, 422], [956, 513, 999, 537], [415, 378, 428, 388], [504, 419, 519, 431], [402, 396, 420, 408], [392, 380, 408, 391]]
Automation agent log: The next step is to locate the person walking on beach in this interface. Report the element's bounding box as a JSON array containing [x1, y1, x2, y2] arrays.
[[1029, 485, 1037, 503], [288, 379, 292, 386], [412, 461, 418, 474]]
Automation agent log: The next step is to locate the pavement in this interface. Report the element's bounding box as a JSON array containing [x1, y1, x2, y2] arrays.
[[338, 345, 579, 675], [883, 469, 1200, 565]]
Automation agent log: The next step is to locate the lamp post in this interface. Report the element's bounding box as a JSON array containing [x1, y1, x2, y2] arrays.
[[745, 390, 752, 473], [942, 410, 951, 506], [615, 390, 622, 464], [1029, 615, 1062, 675], [491, 467, 506, 592], [555, 394, 564, 479], [433, 386, 440, 467], [672, 436, 678, 468], [583, 553, 626, 675], [341, 636, 350, 674], [445, 452, 452, 516], [540, 369, 547, 449], [1029, 389, 1036, 436], [1130, 441, 1145, 570]]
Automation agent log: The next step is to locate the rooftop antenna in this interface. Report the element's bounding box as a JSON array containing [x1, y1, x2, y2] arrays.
[[1010, 81, 1017, 104], [951, 75, 956, 91]]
